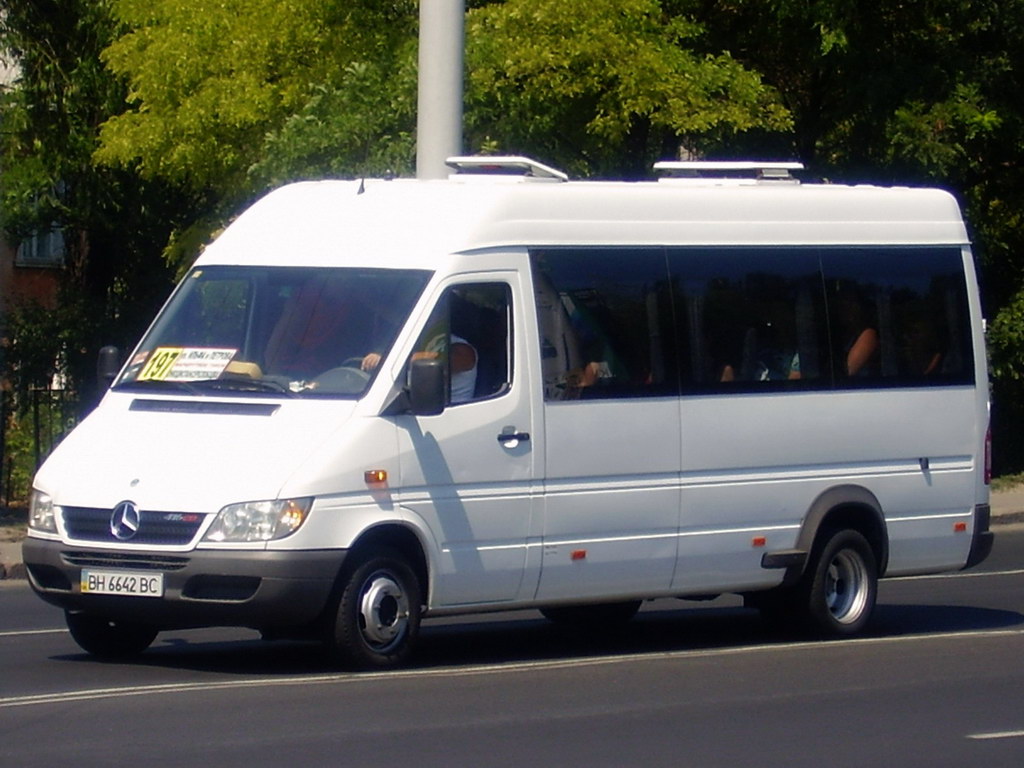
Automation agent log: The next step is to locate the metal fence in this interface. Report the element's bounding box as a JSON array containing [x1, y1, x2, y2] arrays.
[[0, 388, 79, 507]]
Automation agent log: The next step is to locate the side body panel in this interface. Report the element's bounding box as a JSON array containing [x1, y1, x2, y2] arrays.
[[536, 399, 681, 601], [674, 387, 978, 592], [395, 266, 541, 607]]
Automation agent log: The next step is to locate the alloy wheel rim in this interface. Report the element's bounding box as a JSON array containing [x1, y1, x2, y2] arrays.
[[825, 550, 869, 624]]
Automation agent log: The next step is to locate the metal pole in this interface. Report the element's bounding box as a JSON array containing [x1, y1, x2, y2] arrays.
[[416, 0, 465, 179], [32, 389, 40, 470]]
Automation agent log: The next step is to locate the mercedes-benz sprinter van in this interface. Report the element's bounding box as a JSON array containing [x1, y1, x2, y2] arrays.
[[23, 157, 992, 668]]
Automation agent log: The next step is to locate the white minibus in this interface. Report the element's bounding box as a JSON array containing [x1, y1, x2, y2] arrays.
[[23, 157, 993, 668]]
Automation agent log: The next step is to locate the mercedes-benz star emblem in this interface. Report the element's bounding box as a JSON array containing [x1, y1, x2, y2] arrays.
[[110, 501, 141, 541]]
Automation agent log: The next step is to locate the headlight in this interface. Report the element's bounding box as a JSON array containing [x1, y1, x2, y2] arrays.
[[29, 490, 58, 533], [203, 498, 312, 542]]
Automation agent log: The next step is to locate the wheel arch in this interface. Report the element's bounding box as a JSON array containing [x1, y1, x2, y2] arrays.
[[794, 485, 889, 580], [346, 523, 430, 605]]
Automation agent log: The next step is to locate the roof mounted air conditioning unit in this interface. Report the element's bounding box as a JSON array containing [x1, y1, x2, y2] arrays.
[[446, 155, 569, 182], [654, 161, 803, 183]]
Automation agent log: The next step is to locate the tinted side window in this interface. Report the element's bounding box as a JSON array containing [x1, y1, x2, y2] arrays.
[[668, 248, 827, 393], [821, 248, 974, 387], [531, 249, 678, 400], [410, 283, 512, 405]]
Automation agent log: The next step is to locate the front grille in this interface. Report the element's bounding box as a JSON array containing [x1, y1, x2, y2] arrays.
[[63, 551, 190, 571], [61, 506, 205, 546]]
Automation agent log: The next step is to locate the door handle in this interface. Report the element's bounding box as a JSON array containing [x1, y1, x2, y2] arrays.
[[497, 431, 530, 444]]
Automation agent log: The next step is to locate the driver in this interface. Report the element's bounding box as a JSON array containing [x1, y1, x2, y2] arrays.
[[265, 277, 372, 380]]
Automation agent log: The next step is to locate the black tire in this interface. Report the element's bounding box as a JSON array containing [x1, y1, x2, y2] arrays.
[[65, 610, 158, 659], [752, 529, 878, 637], [800, 529, 878, 636], [540, 600, 642, 628], [326, 548, 422, 670]]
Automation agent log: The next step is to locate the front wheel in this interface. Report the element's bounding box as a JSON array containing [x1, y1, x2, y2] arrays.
[[802, 529, 878, 636], [326, 549, 422, 669], [65, 611, 158, 659]]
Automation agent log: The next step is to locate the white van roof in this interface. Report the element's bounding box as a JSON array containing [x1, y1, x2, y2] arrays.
[[200, 172, 969, 270]]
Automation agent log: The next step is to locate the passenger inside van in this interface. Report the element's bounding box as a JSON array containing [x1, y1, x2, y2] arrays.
[[847, 325, 880, 376], [899, 317, 944, 376], [834, 286, 880, 377], [752, 308, 803, 381]]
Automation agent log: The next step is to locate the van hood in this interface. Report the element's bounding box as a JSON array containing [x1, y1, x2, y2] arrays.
[[34, 394, 358, 513]]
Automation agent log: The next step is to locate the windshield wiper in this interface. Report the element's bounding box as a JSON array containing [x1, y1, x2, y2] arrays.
[[114, 377, 297, 397], [113, 379, 201, 395], [190, 378, 298, 397]]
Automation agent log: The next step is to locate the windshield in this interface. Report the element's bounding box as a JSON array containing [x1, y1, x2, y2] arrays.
[[116, 265, 431, 397]]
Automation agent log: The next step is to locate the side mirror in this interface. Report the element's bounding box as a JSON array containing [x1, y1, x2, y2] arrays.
[[408, 359, 445, 416], [97, 346, 122, 389]]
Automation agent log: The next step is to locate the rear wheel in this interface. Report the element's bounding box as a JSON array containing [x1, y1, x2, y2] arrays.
[[65, 611, 158, 659], [804, 529, 877, 635], [753, 529, 878, 636], [326, 548, 422, 669]]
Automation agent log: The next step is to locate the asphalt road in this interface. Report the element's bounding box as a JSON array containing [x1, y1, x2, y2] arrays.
[[2, 528, 1023, 768]]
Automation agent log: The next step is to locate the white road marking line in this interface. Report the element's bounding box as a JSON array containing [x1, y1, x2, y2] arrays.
[[2, 627, 1023, 710], [967, 730, 1024, 741], [0, 629, 65, 638], [2, 566, 1023, 708], [889, 568, 1024, 582]]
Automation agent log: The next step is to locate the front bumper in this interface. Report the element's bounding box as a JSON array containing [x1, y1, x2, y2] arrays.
[[22, 537, 345, 631]]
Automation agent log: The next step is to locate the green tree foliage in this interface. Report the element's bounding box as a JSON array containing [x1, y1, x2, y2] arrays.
[[465, 0, 791, 176], [98, 0, 337, 192], [98, 0, 418, 188], [0, 0, 194, 404], [987, 289, 1024, 471], [1, 0, 122, 240], [96, 0, 418, 268], [98, 0, 790, 188], [690, 1, 1013, 174]]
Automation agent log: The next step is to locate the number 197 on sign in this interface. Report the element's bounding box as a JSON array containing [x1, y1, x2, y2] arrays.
[[138, 347, 182, 381]]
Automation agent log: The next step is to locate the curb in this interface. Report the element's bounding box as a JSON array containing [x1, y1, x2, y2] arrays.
[[0, 561, 26, 581], [0, 537, 26, 581], [996, 511, 1024, 527]]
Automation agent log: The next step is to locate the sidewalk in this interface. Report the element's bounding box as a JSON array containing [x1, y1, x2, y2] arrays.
[[991, 485, 1024, 525], [4, 489, 1024, 580]]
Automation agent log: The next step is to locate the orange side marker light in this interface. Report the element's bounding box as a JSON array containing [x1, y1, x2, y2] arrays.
[[364, 469, 388, 485]]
